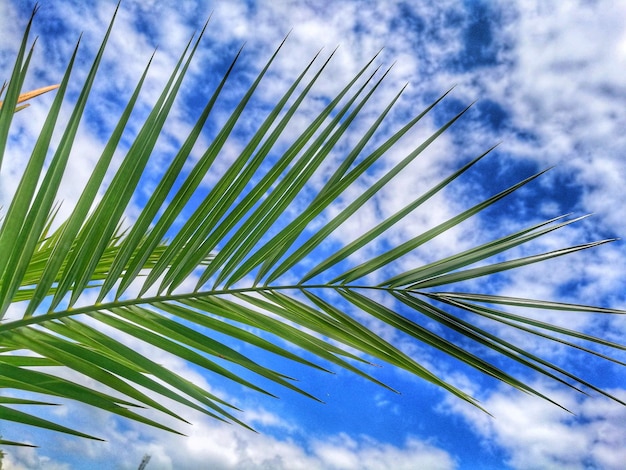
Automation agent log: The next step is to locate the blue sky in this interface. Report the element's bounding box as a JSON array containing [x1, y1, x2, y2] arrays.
[[1, 1, 626, 469]]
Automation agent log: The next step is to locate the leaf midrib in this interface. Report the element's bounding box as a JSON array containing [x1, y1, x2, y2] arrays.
[[0, 284, 403, 332]]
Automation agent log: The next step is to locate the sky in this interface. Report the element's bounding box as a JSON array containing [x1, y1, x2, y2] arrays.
[[1, 0, 626, 469]]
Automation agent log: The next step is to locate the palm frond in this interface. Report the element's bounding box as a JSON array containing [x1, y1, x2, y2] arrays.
[[0, 7, 624, 445]]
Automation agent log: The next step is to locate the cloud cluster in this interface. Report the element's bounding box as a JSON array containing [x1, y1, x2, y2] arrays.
[[4, 402, 458, 470], [445, 384, 626, 470], [489, 1, 626, 233]]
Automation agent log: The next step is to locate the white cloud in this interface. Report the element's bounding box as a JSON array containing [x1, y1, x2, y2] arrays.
[[3, 446, 70, 470], [487, 1, 626, 233], [3, 403, 458, 470], [310, 433, 457, 470], [444, 384, 626, 470]]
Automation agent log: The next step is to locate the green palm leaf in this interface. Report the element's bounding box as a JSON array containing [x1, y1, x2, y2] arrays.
[[0, 7, 623, 445]]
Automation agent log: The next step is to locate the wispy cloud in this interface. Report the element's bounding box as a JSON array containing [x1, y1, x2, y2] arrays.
[[444, 383, 626, 470], [5, 400, 458, 470]]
